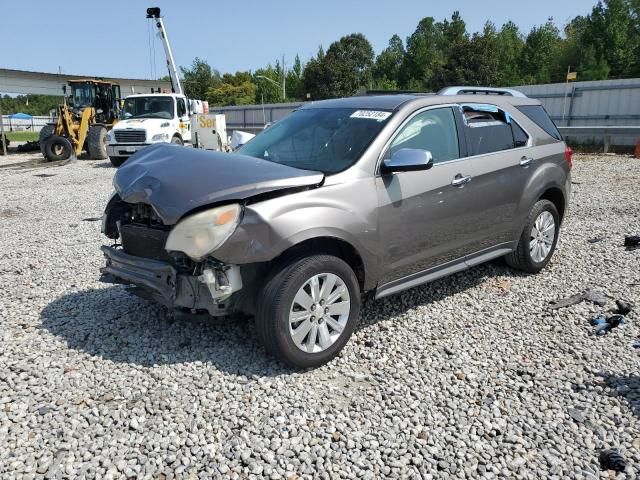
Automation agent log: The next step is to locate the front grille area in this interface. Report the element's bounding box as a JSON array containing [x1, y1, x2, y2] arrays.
[[121, 224, 170, 261], [114, 129, 146, 143]]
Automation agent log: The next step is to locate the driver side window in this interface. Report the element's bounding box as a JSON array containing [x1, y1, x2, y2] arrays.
[[387, 107, 460, 163], [177, 98, 187, 118]]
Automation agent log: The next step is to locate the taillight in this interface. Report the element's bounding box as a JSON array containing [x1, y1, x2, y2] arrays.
[[564, 145, 573, 169]]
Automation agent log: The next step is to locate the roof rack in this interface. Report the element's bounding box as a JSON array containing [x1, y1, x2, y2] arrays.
[[438, 86, 527, 98], [362, 90, 433, 96]]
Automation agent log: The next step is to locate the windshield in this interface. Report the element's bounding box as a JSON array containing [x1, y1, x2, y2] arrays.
[[238, 107, 392, 174], [122, 96, 175, 120], [72, 84, 95, 108]]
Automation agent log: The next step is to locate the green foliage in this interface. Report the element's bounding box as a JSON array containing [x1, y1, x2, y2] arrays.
[[180, 57, 221, 100], [177, 0, 640, 105], [0, 94, 60, 116], [304, 34, 374, 99], [206, 71, 256, 106]]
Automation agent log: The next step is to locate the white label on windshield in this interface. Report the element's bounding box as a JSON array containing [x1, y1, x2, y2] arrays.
[[350, 110, 392, 121]]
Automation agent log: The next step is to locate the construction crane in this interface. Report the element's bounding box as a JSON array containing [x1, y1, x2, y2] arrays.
[[146, 7, 183, 96]]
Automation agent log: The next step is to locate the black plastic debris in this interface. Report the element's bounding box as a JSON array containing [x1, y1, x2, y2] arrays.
[[33, 173, 56, 178], [82, 217, 101, 222], [599, 449, 627, 472], [550, 288, 609, 309], [587, 237, 604, 244], [625, 235, 640, 251], [613, 300, 633, 316]]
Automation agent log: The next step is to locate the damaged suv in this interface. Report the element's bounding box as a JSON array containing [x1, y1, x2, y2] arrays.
[[101, 87, 571, 367]]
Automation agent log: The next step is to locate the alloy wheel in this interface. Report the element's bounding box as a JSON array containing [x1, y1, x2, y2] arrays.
[[529, 210, 555, 263], [289, 273, 351, 353]]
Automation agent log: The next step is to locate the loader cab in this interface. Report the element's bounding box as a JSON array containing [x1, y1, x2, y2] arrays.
[[68, 80, 121, 125]]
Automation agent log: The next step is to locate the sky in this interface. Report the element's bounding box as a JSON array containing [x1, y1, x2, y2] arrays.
[[2, 0, 598, 80]]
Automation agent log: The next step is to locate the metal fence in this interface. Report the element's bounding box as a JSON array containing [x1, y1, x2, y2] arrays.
[[0, 115, 54, 133], [211, 78, 640, 147]]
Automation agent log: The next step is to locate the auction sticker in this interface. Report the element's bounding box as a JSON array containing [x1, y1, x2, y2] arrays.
[[350, 110, 392, 121]]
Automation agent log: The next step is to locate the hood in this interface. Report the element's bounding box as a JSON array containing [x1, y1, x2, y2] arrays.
[[113, 143, 324, 225], [113, 118, 168, 129]]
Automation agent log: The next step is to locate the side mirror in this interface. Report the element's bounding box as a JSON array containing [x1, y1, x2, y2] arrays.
[[381, 148, 434, 174]]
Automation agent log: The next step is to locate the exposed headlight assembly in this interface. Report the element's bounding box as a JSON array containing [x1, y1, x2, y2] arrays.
[[151, 133, 170, 142], [165, 204, 242, 260]]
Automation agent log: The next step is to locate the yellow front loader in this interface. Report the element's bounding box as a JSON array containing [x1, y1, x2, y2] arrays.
[[39, 80, 121, 161]]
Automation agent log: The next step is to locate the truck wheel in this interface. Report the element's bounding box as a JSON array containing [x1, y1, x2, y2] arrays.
[[44, 135, 73, 161], [171, 135, 183, 145], [110, 156, 127, 167], [255, 255, 360, 368], [87, 125, 108, 159], [39, 125, 55, 156], [506, 199, 560, 273]]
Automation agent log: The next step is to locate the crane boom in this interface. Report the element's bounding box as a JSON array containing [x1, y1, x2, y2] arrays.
[[146, 7, 183, 96]]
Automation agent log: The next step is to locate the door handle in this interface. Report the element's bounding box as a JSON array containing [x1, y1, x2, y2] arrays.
[[451, 174, 472, 187], [520, 156, 533, 167]]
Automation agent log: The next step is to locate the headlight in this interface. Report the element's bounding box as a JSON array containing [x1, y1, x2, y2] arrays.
[[165, 204, 242, 260], [151, 133, 170, 143], [106, 132, 113, 142]]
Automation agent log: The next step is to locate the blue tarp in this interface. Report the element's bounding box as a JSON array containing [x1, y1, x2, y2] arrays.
[[9, 112, 32, 120]]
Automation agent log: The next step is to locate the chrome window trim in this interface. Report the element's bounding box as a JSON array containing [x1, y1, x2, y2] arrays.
[[375, 103, 461, 175]]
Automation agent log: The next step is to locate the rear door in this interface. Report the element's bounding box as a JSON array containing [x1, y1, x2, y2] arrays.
[[458, 103, 534, 255], [376, 105, 477, 285]]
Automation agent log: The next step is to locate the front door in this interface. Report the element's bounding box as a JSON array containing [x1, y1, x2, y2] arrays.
[[376, 106, 476, 285]]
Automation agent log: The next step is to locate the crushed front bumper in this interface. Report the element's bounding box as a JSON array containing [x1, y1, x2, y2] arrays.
[[100, 245, 238, 316]]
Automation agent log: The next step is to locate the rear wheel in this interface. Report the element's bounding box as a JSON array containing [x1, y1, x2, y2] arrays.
[[109, 156, 127, 167], [87, 125, 108, 159], [255, 255, 360, 368], [39, 125, 55, 156], [43, 135, 73, 161], [506, 199, 560, 273]]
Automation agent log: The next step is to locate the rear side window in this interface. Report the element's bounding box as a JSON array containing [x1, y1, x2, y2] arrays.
[[462, 104, 530, 155], [511, 122, 529, 147], [516, 105, 562, 140]]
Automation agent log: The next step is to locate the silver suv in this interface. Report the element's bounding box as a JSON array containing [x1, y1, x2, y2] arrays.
[[101, 87, 572, 367]]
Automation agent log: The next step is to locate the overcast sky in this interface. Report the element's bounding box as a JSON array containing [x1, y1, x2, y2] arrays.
[[3, 0, 598, 80]]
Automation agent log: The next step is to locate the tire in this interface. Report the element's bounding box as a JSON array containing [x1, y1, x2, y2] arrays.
[[39, 125, 55, 155], [255, 254, 361, 368], [43, 135, 73, 161], [506, 199, 560, 273], [109, 156, 127, 168], [87, 125, 108, 159], [171, 135, 183, 145]]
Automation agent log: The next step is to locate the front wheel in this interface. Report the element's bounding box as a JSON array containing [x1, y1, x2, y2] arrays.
[[171, 135, 183, 145], [255, 255, 361, 368], [506, 199, 560, 273], [109, 156, 127, 167]]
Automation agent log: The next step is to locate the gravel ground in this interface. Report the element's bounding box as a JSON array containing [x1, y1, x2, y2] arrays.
[[0, 153, 638, 479]]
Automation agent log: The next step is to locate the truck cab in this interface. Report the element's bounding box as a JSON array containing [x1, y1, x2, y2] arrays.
[[106, 93, 192, 166]]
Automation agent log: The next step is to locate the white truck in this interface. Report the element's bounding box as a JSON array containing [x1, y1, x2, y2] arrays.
[[107, 7, 227, 167]]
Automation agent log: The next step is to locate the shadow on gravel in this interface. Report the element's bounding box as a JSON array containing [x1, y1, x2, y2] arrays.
[[40, 286, 296, 376], [40, 259, 528, 374], [91, 161, 114, 169], [589, 373, 640, 418]]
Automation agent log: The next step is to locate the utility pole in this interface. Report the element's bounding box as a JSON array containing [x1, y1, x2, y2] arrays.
[[282, 55, 286, 102], [0, 100, 7, 156]]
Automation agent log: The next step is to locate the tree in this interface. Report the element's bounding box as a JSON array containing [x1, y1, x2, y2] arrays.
[[303, 34, 374, 99], [520, 20, 563, 84], [373, 35, 405, 88], [255, 62, 285, 103], [401, 17, 446, 90], [206, 71, 256, 106], [180, 57, 221, 100], [286, 55, 306, 100], [495, 21, 525, 85]]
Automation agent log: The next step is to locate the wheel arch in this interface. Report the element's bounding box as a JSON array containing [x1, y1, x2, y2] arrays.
[[270, 236, 367, 292], [539, 187, 566, 223]]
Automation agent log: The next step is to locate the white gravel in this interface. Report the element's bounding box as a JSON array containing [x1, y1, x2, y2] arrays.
[[0, 153, 639, 479]]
